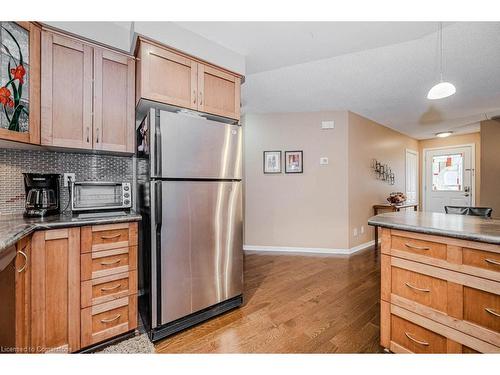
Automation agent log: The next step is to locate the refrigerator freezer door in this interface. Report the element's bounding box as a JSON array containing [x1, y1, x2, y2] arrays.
[[152, 180, 243, 325], [153, 110, 242, 179]]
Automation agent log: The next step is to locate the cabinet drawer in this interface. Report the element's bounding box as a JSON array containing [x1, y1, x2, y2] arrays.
[[391, 314, 447, 353], [81, 270, 137, 308], [81, 295, 137, 347], [463, 248, 500, 273], [464, 287, 500, 333], [81, 246, 137, 281], [81, 222, 138, 253], [391, 267, 447, 313], [391, 234, 446, 260]]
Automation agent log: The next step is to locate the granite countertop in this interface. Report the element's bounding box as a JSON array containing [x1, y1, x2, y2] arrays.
[[368, 211, 500, 245], [0, 211, 142, 255]]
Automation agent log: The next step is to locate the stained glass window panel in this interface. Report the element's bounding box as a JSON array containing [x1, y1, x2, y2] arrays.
[[0, 22, 30, 132], [432, 153, 463, 191]]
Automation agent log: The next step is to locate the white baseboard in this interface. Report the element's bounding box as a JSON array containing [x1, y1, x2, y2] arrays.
[[243, 240, 376, 256]]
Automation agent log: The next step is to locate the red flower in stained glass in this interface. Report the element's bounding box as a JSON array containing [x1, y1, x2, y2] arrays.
[[10, 64, 26, 84], [0, 86, 13, 107]]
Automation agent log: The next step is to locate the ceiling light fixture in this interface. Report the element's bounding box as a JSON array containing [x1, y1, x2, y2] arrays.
[[427, 22, 456, 100], [436, 131, 453, 138]]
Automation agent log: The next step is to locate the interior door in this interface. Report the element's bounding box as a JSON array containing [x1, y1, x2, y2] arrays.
[[405, 149, 418, 204], [41, 31, 93, 149], [93, 48, 135, 153], [154, 180, 243, 325], [425, 146, 473, 213]]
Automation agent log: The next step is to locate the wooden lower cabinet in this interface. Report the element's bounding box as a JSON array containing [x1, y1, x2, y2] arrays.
[[5, 222, 139, 353], [31, 228, 81, 353], [381, 228, 500, 354]]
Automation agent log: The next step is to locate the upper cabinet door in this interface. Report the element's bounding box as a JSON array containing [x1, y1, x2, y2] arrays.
[[0, 22, 41, 145], [41, 31, 93, 149], [197, 64, 241, 120], [93, 48, 135, 153], [138, 41, 197, 110]]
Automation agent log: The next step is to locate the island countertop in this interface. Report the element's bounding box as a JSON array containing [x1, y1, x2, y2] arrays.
[[0, 211, 142, 256], [368, 211, 500, 245]]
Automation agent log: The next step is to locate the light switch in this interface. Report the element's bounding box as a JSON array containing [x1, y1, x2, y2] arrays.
[[321, 120, 335, 129], [320, 157, 329, 165]]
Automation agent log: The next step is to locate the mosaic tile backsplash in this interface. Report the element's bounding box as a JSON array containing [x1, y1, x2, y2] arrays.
[[0, 148, 133, 215]]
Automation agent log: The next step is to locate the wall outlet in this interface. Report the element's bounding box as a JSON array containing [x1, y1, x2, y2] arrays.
[[63, 173, 76, 187], [360, 225, 365, 234], [319, 157, 329, 165], [353, 227, 358, 237]]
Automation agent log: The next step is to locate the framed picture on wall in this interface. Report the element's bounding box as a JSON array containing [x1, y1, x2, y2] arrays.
[[263, 151, 282, 174], [285, 151, 303, 173]]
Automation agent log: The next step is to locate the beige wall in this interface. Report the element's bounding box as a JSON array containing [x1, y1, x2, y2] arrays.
[[347, 112, 419, 248], [243, 112, 350, 250], [480, 120, 500, 218], [418, 132, 481, 207]]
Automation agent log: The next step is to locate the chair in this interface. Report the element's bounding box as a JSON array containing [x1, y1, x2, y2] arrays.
[[444, 206, 493, 218]]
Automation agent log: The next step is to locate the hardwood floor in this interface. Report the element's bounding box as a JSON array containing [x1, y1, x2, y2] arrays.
[[155, 248, 383, 353]]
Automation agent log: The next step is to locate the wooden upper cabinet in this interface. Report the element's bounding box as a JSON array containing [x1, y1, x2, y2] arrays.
[[41, 31, 93, 149], [197, 63, 241, 120], [0, 22, 41, 145], [137, 41, 197, 110], [136, 37, 242, 121], [41, 29, 135, 153], [93, 49, 135, 153]]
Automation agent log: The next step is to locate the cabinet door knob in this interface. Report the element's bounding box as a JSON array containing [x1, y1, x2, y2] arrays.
[[485, 258, 500, 266], [404, 243, 430, 251], [485, 307, 500, 318], [100, 314, 121, 324], [193, 90, 196, 104]]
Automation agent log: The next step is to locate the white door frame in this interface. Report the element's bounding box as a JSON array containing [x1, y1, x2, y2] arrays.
[[422, 143, 476, 211], [405, 148, 419, 204]]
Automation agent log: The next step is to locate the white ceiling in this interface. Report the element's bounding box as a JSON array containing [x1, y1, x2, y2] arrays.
[[176, 22, 500, 139]]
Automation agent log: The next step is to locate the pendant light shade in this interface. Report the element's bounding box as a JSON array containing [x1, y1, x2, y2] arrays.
[[427, 22, 456, 100], [427, 81, 456, 100]]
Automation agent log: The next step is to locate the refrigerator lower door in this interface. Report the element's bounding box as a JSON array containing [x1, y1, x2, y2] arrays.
[[151, 110, 242, 179], [152, 180, 243, 326]]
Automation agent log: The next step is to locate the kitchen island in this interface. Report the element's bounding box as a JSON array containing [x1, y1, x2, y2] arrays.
[[368, 211, 500, 353]]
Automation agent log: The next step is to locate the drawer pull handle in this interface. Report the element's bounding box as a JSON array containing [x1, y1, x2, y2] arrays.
[[100, 259, 121, 266], [16, 248, 28, 273], [100, 283, 122, 292], [100, 314, 121, 324], [484, 258, 500, 266], [485, 307, 500, 318], [100, 234, 121, 240], [405, 282, 430, 293], [404, 243, 430, 251], [405, 332, 429, 346]]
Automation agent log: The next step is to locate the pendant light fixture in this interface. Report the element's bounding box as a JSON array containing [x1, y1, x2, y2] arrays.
[[427, 22, 456, 100]]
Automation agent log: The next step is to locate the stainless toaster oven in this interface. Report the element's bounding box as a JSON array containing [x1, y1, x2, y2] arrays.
[[71, 182, 131, 212]]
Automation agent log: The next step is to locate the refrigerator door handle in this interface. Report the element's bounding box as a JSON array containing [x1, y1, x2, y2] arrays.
[[150, 180, 163, 328], [154, 110, 162, 177]]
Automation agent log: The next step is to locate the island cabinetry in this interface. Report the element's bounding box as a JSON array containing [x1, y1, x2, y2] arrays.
[[380, 228, 500, 353]]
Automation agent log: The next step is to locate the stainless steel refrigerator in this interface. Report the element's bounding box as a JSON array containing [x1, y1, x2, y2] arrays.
[[136, 108, 243, 342]]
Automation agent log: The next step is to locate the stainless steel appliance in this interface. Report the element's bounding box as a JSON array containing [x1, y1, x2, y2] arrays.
[[71, 181, 132, 212], [23, 173, 60, 217], [137, 108, 243, 342]]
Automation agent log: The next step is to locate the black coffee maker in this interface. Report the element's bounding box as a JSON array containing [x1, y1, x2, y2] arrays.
[[23, 173, 61, 217]]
